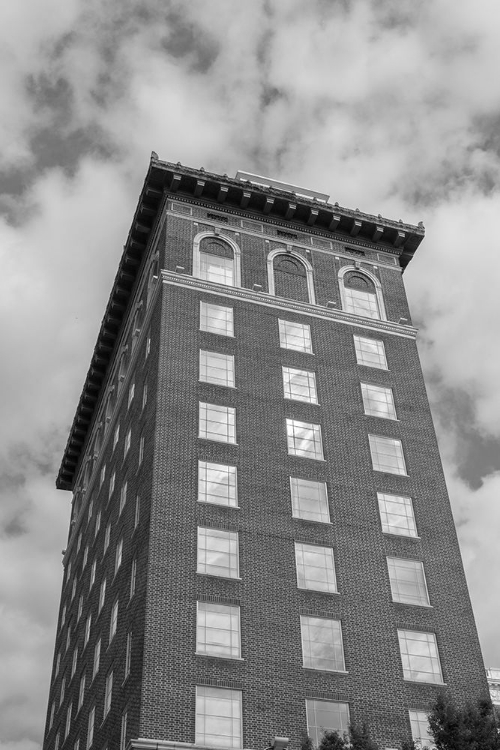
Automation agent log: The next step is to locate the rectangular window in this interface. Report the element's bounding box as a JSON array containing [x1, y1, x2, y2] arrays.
[[104, 671, 113, 716], [60, 676, 66, 706], [115, 539, 123, 574], [104, 523, 111, 553], [66, 625, 71, 652], [65, 702, 72, 739], [295, 543, 337, 593], [142, 383, 148, 410], [77, 596, 83, 623], [361, 383, 397, 419], [90, 561, 96, 589], [119, 483, 127, 515], [125, 633, 132, 679], [300, 616, 345, 672], [109, 472, 115, 500], [145, 331, 151, 358], [197, 527, 239, 579], [55, 651, 61, 677], [49, 702, 55, 729], [278, 319, 313, 353], [306, 700, 350, 747], [134, 496, 140, 529], [61, 605, 67, 629], [94, 511, 101, 539], [368, 434, 406, 475], [113, 425, 120, 451], [196, 601, 241, 659], [398, 630, 443, 684], [199, 253, 234, 286], [128, 382, 135, 409], [199, 402, 236, 444], [98, 579, 106, 613], [195, 686, 242, 749], [82, 547, 88, 569], [110, 600, 119, 642], [290, 477, 330, 523], [55, 733, 60, 750], [78, 675, 85, 711], [353, 335, 387, 369], [92, 639, 100, 679], [77, 532, 82, 553], [286, 419, 324, 460], [409, 710, 434, 748], [124, 428, 131, 458], [388, 558, 430, 606], [130, 558, 137, 599], [200, 301, 234, 337], [138, 436, 144, 466], [71, 579, 77, 601], [282, 367, 318, 404], [87, 503, 93, 525], [100, 465, 106, 489], [344, 287, 379, 318], [71, 647, 78, 678], [377, 492, 417, 537], [74, 739, 80, 750], [84, 615, 91, 647], [198, 461, 238, 507], [200, 350, 235, 388], [86, 707, 95, 750], [120, 712, 127, 750]]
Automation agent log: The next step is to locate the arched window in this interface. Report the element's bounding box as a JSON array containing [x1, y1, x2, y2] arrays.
[[267, 249, 315, 304], [131, 305, 143, 351], [193, 232, 241, 287], [118, 348, 129, 384], [104, 388, 115, 424], [147, 255, 159, 305], [339, 267, 386, 320]]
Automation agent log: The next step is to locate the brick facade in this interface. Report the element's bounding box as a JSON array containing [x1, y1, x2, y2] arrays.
[[43, 160, 487, 750]]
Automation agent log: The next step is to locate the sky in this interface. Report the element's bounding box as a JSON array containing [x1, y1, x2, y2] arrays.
[[1, 1, 500, 748]]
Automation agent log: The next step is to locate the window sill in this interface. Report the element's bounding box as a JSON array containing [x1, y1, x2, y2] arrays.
[[364, 414, 400, 422], [382, 532, 420, 540], [403, 679, 446, 686], [303, 668, 349, 674], [198, 438, 238, 446], [199, 380, 237, 389], [393, 601, 433, 609], [197, 500, 240, 510], [280, 346, 315, 355], [288, 454, 326, 462], [373, 469, 409, 477], [292, 517, 333, 526], [197, 572, 242, 581], [298, 586, 339, 595], [195, 653, 244, 661], [285, 398, 320, 406], [199, 330, 236, 339]]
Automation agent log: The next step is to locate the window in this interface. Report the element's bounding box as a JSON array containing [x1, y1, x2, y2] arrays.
[[361, 383, 397, 419], [77, 532, 82, 554], [74, 739, 80, 750], [306, 700, 350, 747], [398, 630, 443, 684], [145, 331, 151, 358], [100, 464, 106, 489], [378, 493, 417, 537], [278, 319, 313, 353], [49, 701, 55, 729], [198, 461, 238, 507], [98, 579, 106, 613], [110, 600, 119, 642], [368, 434, 406, 475], [55, 732, 60, 750], [65, 702, 72, 739], [77, 596, 83, 622], [71, 578, 77, 601], [295, 543, 337, 593], [134, 496, 140, 529], [66, 625, 71, 652], [341, 269, 384, 319], [82, 546, 88, 569], [138, 436, 144, 466], [78, 675, 85, 711], [282, 367, 318, 403], [409, 710, 434, 749], [124, 428, 131, 458], [286, 419, 324, 460], [200, 301, 234, 337], [104, 523, 111, 553], [200, 350, 235, 388], [60, 676, 66, 706], [104, 671, 113, 716], [199, 402, 236, 443], [195, 235, 239, 287], [353, 335, 387, 369], [300, 616, 345, 672], [115, 539, 123, 574], [84, 615, 91, 647], [94, 511, 101, 538], [197, 527, 239, 579], [290, 478, 330, 523], [92, 639, 100, 679], [90, 561, 96, 589], [125, 633, 132, 679], [120, 712, 128, 750], [113, 425, 120, 450], [86, 707, 95, 750], [128, 382, 135, 409], [61, 604, 67, 628], [196, 601, 241, 659], [130, 558, 137, 599], [87, 502, 93, 524], [55, 651, 61, 677], [270, 251, 314, 304], [109, 472, 115, 500], [119, 483, 127, 515], [195, 686, 242, 749], [388, 558, 430, 606], [142, 383, 148, 410], [71, 647, 78, 679]]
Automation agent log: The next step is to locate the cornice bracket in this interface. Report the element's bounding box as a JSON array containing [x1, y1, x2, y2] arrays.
[[263, 197, 274, 214], [350, 219, 362, 237], [307, 208, 319, 226]]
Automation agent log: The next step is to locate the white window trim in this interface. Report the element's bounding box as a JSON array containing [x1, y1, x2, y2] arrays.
[[338, 265, 387, 321], [193, 231, 241, 287], [267, 248, 316, 304]]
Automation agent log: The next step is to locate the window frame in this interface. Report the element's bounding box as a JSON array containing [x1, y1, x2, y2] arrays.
[[398, 629, 444, 684], [387, 557, 430, 607], [300, 615, 346, 672], [361, 382, 397, 420], [295, 542, 337, 594], [353, 335, 388, 370], [368, 434, 407, 475], [339, 266, 386, 321], [305, 699, 350, 747], [193, 231, 241, 288], [199, 402, 237, 444], [278, 319, 313, 353], [196, 600, 242, 659], [199, 350, 236, 388], [200, 301, 234, 337], [197, 527, 240, 579], [290, 477, 330, 524], [282, 366, 318, 404], [195, 685, 242, 749], [198, 460, 238, 508], [286, 418, 324, 461], [267, 248, 316, 304]]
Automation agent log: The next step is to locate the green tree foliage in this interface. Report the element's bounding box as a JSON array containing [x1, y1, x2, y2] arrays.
[[428, 693, 500, 750], [317, 730, 348, 750], [349, 723, 379, 749]]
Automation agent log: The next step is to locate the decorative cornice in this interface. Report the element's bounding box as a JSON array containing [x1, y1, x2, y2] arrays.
[[161, 271, 418, 340]]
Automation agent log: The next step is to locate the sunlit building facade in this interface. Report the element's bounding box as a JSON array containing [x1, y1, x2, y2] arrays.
[[43, 156, 488, 750]]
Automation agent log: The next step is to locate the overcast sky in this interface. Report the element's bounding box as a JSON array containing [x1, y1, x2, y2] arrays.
[[1, 1, 500, 748]]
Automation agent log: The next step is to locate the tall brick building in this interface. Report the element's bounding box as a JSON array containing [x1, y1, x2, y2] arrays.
[[44, 155, 487, 750]]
